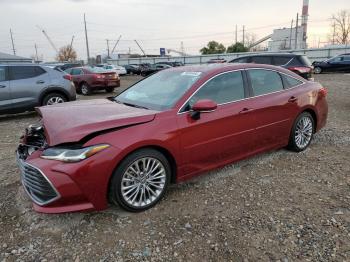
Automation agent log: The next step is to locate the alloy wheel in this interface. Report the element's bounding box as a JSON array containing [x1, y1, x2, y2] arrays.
[[81, 85, 89, 95], [121, 157, 166, 208], [46, 96, 64, 105], [314, 67, 322, 74], [294, 116, 313, 149]]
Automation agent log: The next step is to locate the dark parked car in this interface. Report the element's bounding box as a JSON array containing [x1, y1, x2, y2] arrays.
[[123, 65, 141, 75], [65, 66, 120, 95], [0, 64, 76, 114], [230, 53, 313, 80], [140, 64, 172, 76], [155, 61, 184, 67], [16, 63, 328, 213], [312, 54, 350, 74]]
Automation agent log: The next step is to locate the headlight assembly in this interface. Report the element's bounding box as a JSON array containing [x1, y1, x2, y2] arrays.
[[41, 144, 110, 162]]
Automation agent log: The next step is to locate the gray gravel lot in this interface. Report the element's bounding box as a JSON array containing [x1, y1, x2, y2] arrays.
[[0, 74, 349, 261]]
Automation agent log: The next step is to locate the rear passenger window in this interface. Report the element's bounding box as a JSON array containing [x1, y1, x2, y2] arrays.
[[248, 69, 283, 96], [0, 66, 7, 81], [188, 71, 245, 107], [9, 66, 46, 80], [273, 56, 292, 66], [283, 75, 303, 88], [251, 56, 272, 64]]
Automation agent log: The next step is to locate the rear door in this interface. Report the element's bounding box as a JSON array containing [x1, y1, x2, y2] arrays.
[[70, 68, 84, 86], [9, 66, 49, 109], [246, 69, 300, 150], [177, 70, 257, 176], [0, 66, 11, 113]]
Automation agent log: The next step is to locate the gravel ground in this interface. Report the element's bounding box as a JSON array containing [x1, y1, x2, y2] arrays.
[[0, 74, 349, 262]]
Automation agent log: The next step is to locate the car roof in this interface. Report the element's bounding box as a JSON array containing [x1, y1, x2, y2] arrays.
[[232, 53, 303, 59], [167, 63, 291, 74]]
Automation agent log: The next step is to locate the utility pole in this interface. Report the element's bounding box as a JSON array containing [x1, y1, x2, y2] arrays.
[[242, 25, 245, 46], [106, 39, 110, 58], [34, 44, 38, 62], [294, 13, 299, 49], [84, 13, 90, 64], [10, 29, 16, 55], [289, 19, 294, 49], [332, 20, 336, 45], [235, 24, 238, 44]]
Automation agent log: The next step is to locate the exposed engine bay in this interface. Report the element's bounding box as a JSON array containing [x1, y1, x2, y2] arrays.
[[17, 123, 47, 160]]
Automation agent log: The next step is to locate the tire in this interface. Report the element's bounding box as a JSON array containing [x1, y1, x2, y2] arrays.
[[105, 87, 114, 93], [287, 112, 315, 152], [42, 93, 67, 106], [109, 148, 171, 212], [81, 83, 92, 96], [314, 66, 322, 74]]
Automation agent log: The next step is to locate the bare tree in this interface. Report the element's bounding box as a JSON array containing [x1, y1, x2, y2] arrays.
[[331, 10, 350, 45], [56, 45, 77, 62]]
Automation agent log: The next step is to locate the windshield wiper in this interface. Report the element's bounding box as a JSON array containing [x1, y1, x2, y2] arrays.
[[114, 99, 149, 110]]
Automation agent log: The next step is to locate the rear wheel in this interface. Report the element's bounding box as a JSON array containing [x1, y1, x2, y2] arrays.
[[81, 83, 92, 96], [42, 93, 67, 106], [109, 148, 171, 212], [288, 112, 315, 152], [314, 67, 322, 74], [105, 87, 114, 93]]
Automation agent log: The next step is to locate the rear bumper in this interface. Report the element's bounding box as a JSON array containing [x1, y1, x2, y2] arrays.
[[90, 79, 120, 89]]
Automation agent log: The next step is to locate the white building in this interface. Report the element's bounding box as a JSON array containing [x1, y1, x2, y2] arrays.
[[268, 26, 305, 51]]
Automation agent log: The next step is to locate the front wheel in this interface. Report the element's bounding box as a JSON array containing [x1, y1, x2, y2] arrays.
[[288, 112, 315, 152], [314, 66, 322, 74], [109, 149, 171, 212]]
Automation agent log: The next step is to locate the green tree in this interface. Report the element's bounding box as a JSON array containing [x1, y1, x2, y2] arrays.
[[200, 41, 226, 54], [226, 42, 248, 53]]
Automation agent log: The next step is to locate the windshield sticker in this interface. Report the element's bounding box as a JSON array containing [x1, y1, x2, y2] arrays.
[[181, 72, 202, 77]]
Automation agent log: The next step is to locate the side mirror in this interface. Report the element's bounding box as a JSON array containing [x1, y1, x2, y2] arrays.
[[190, 99, 217, 120]]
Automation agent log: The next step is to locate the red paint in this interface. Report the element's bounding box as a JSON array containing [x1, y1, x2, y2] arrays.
[[22, 64, 328, 213]]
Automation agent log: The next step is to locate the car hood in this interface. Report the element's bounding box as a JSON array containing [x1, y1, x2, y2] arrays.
[[36, 99, 158, 146]]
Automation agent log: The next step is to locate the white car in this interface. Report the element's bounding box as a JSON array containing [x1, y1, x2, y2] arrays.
[[97, 64, 127, 76]]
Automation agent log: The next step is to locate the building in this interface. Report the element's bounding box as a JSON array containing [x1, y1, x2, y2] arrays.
[[0, 52, 33, 63], [268, 26, 305, 51]]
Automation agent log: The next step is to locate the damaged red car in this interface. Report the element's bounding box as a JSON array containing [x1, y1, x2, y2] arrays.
[[16, 63, 328, 213]]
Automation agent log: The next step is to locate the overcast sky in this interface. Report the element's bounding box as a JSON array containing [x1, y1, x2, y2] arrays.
[[0, 0, 349, 61]]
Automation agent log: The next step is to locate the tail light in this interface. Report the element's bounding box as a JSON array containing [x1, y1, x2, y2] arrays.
[[318, 87, 328, 98], [288, 66, 312, 74], [63, 74, 72, 81]]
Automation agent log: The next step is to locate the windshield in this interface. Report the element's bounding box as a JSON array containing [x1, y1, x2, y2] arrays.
[[115, 70, 202, 111]]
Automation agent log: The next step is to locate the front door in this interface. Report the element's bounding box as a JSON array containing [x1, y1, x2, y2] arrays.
[[177, 70, 256, 177]]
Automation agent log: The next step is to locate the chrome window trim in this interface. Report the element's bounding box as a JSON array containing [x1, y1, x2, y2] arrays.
[[177, 69, 245, 114], [17, 154, 61, 206], [177, 68, 306, 115]]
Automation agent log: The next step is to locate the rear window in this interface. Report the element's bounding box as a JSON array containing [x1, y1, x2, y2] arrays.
[[231, 57, 249, 63], [251, 56, 272, 65], [273, 56, 292, 66], [248, 69, 283, 96], [9, 66, 46, 80], [289, 55, 312, 67]]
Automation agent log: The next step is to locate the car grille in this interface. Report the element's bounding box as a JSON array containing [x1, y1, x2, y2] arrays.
[[18, 159, 59, 206]]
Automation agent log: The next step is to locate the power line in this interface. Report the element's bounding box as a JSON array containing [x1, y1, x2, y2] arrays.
[[10, 29, 16, 55]]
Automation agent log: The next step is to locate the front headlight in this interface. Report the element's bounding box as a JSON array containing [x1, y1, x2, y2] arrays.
[[41, 144, 110, 162]]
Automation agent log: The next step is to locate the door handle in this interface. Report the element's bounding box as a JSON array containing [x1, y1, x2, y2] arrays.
[[36, 80, 45, 84], [0, 85, 6, 88], [239, 107, 254, 114], [288, 96, 298, 103]]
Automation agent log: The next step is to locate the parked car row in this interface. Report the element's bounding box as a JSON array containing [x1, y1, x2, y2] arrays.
[[312, 53, 350, 74]]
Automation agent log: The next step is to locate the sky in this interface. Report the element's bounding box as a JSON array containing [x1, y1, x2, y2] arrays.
[[0, 0, 349, 61]]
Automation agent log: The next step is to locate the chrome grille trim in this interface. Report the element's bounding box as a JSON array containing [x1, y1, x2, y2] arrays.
[[17, 155, 60, 206]]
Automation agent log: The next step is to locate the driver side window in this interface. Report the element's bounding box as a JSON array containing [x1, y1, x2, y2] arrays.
[[185, 71, 245, 111]]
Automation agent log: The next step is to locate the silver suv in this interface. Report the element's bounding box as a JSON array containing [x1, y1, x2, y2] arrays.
[[0, 64, 76, 114]]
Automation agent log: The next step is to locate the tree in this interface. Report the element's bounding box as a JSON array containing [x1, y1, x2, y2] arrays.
[[226, 42, 248, 53], [56, 45, 77, 62], [331, 10, 350, 44], [200, 41, 226, 55]]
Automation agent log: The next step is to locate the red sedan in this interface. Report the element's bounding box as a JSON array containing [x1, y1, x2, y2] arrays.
[[66, 66, 120, 95], [16, 63, 328, 213]]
